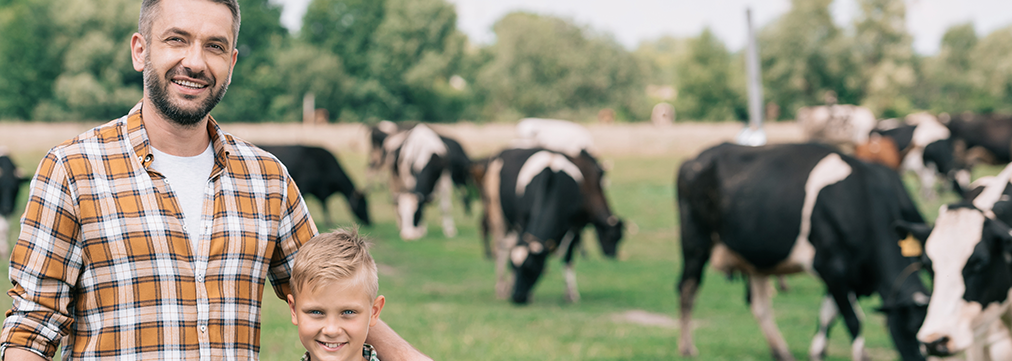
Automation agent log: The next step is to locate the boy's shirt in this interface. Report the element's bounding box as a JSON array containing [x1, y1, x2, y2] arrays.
[[299, 344, 380, 361]]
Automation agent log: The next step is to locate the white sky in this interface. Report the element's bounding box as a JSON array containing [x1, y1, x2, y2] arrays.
[[270, 0, 1012, 55]]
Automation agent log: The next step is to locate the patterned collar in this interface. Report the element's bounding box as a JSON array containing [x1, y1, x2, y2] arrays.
[[300, 343, 380, 361]]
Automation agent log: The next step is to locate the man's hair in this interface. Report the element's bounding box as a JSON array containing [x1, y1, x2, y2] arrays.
[[139, 0, 241, 47], [291, 228, 379, 300]]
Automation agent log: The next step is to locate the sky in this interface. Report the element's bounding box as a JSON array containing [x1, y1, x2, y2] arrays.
[[270, 0, 1012, 55]]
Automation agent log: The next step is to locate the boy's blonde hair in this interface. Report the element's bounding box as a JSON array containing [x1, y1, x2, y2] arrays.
[[290, 228, 379, 300]]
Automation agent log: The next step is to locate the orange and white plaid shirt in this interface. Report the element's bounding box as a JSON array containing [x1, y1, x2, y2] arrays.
[[1, 106, 318, 360]]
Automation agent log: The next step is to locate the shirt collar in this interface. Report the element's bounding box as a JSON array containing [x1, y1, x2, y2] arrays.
[[126, 101, 233, 173]]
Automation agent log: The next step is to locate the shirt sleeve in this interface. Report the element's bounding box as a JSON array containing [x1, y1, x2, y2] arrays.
[[268, 175, 318, 300], [2, 150, 82, 359]]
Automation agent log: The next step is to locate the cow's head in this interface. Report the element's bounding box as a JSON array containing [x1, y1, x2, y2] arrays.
[[911, 172, 1012, 357], [922, 138, 971, 196], [0, 155, 26, 217], [572, 150, 624, 258]]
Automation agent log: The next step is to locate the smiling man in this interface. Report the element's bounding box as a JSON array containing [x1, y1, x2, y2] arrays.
[[0, 0, 428, 360]]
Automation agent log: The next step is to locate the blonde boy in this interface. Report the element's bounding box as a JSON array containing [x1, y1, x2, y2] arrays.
[[289, 228, 386, 361]]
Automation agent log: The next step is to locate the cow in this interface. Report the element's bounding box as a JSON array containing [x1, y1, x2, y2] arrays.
[[677, 142, 930, 361], [897, 167, 1012, 360], [866, 112, 970, 199], [257, 145, 371, 227], [947, 112, 1012, 167], [797, 104, 878, 154], [481, 147, 622, 304], [478, 118, 623, 261], [367, 120, 417, 190], [388, 123, 473, 240], [0, 148, 29, 258]]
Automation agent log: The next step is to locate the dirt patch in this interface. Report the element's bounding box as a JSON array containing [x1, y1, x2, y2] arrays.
[[0, 120, 805, 159], [611, 309, 679, 329]]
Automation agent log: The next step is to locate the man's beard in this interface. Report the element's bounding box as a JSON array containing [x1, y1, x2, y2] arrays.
[[144, 54, 229, 127]]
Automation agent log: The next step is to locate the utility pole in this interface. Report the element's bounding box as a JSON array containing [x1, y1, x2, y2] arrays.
[[737, 7, 767, 146]]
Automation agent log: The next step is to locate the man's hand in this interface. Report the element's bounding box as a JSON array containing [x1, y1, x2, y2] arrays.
[[3, 347, 46, 361]]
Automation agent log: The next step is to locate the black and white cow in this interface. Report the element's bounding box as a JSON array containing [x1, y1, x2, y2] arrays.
[[388, 123, 472, 240], [797, 104, 878, 153], [947, 112, 1012, 166], [0, 149, 29, 257], [482, 147, 622, 304], [898, 168, 1012, 360], [258, 145, 371, 227], [871, 112, 970, 199], [677, 143, 930, 361]]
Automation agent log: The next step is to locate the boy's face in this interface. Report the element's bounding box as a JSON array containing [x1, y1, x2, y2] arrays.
[[288, 280, 385, 361]]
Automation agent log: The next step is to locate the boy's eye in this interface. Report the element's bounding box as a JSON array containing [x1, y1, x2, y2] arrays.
[[308, 310, 324, 316], [342, 310, 356, 316]]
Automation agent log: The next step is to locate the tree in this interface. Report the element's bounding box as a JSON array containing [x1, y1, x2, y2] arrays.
[[0, 0, 64, 120], [917, 23, 981, 113], [967, 26, 1012, 114], [853, 0, 916, 117], [759, 0, 862, 119], [673, 28, 745, 121], [474, 12, 646, 122]]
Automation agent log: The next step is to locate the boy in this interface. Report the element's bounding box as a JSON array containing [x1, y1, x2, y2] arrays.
[[289, 228, 386, 361]]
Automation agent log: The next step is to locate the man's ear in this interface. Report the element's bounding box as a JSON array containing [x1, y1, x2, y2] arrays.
[[370, 295, 386, 328], [287, 294, 298, 326], [227, 47, 238, 84], [131, 33, 147, 72]]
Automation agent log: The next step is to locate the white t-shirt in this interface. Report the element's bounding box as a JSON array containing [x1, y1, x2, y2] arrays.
[[150, 144, 215, 251]]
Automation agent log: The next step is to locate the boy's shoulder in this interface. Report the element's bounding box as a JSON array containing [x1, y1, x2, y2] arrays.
[[297, 344, 380, 361], [364, 343, 381, 361]]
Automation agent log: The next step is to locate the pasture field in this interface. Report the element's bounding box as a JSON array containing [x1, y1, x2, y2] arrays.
[[0, 121, 992, 360]]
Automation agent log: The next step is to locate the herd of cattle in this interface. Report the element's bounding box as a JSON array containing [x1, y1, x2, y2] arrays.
[[5, 110, 1012, 359]]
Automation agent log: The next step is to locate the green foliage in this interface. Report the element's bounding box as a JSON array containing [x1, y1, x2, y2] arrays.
[[759, 0, 863, 119], [3, 0, 1012, 123], [673, 29, 745, 121], [473, 12, 648, 122]]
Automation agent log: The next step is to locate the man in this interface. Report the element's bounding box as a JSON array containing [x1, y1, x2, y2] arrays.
[[0, 0, 429, 359]]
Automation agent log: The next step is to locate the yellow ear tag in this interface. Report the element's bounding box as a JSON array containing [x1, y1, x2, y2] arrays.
[[898, 234, 923, 257]]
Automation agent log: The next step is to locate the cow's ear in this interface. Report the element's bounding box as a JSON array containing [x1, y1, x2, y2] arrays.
[[894, 220, 931, 243]]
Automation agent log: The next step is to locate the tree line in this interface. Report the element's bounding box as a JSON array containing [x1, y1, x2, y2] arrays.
[[1, 0, 1011, 123]]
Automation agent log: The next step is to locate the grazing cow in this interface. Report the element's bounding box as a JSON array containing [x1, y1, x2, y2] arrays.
[[481, 118, 623, 261], [0, 149, 28, 257], [389, 124, 472, 240], [258, 145, 370, 227], [677, 143, 930, 361], [482, 147, 622, 304], [868, 112, 969, 199], [947, 113, 1012, 166], [797, 104, 878, 153], [367, 120, 417, 189], [898, 167, 1012, 360]]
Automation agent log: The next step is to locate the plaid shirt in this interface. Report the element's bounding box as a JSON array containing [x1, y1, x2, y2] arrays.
[[300, 344, 380, 361], [2, 106, 318, 360]]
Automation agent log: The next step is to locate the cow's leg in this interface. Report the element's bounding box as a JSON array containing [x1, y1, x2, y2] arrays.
[[0, 216, 8, 259], [483, 159, 513, 299], [677, 207, 712, 357], [809, 295, 839, 361], [749, 275, 795, 361], [495, 231, 518, 299], [562, 230, 581, 303], [438, 171, 457, 238], [825, 289, 869, 361]]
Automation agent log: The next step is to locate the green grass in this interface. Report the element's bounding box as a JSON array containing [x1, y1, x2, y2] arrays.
[[2, 149, 1007, 360]]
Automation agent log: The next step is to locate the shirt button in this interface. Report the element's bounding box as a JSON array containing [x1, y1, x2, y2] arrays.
[[197, 274, 204, 282], [200, 325, 207, 333]]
